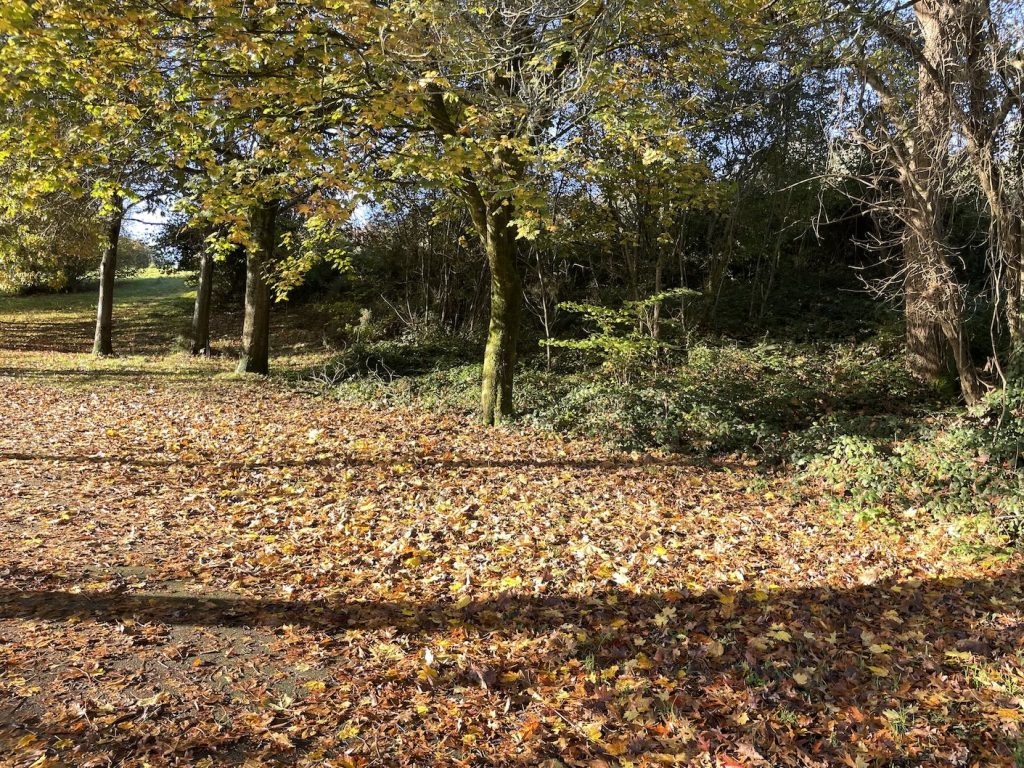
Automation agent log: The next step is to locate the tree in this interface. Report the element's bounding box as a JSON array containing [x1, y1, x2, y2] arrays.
[[826, 0, 989, 401], [356, 0, 740, 423], [142, 3, 364, 374], [93, 193, 124, 355], [191, 241, 216, 356], [3, 1, 360, 368], [2, 0, 751, 392], [0, 0, 172, 355], [903, 0, 983, 402]]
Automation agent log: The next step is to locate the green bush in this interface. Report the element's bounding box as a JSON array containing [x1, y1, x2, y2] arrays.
[[545, 288, 698, 383], [311, 331, 922, 457], [0, 191, 102, 294], [301, 301, 1024, 544], [801, 389, 1024, 540]]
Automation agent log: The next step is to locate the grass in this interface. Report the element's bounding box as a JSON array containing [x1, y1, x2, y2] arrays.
[[0, 268, 192, 311], [0, 270, 340, 384], [0, 270, 193, 351]]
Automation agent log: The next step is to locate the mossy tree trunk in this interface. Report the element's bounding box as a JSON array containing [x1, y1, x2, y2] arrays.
[[236, 204, 276, 375], [479, 203, 521, 425], [190, 245, 215, 356], [93, 195, 123, 356], [421, 84, 529, 425]]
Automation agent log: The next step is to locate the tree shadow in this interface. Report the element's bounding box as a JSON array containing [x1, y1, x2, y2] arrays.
[[308, 339, 481, 382], [0, 449, 731, 473], [0, 367, 201, 380], [1, 568, 1017, 636], [0, 318, 189, 356], [1, 567, 1022, 763]]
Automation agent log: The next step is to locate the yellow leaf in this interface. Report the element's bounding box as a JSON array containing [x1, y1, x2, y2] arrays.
[[606, 738, 629, 755], [600, 665, 619, 680], [337, 723, 360, 739]]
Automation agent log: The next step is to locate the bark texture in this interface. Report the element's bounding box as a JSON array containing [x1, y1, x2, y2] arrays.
[[93, 197, 123, 357], [236, 204, 276, 375], [479, 204, 521, 425], [898, 0, 983, 403], [905, 267, 950, 388]]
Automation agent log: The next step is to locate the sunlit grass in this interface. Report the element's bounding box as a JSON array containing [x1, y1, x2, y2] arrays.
[[0, 268, 192, 318], [0, 269, 342, 386]]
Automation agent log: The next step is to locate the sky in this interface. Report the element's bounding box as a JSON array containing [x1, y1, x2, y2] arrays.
[[123, 206, 167, 244]]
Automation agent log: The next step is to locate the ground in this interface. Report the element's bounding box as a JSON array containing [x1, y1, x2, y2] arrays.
[[1, 275, 1023, 767]]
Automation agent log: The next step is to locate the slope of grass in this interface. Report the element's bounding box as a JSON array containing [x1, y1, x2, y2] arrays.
[[0, 270, 340, 384]]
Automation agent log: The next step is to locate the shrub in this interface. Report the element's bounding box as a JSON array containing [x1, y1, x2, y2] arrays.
[[0, 190, 103, 293], [545, 288, 698, 383], [801, 389, 1024, 540]]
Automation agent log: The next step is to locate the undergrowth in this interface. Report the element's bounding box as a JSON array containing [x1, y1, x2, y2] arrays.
[[800, 390, 1024, 542]]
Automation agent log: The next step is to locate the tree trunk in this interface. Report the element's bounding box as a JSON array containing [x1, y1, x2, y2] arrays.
[[190, 246, 215, 356], [940, 310, 984, 404], [950, 0, 1024, 378], [702, 198, 740, 327], [480, 206, 521, 425], [93, 196, 123, 356], [975, 154, 1024, 375], [904, 259, 950, 387], [1005, 219, 1024, 373], [236, 204, 276, 375], [1006, 122, 1024, 368], [896, 0, 984, 404]]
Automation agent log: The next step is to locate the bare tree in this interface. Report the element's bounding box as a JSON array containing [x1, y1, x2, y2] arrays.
[[835, 7, 984, 400], [833, 0, 1022, 396]]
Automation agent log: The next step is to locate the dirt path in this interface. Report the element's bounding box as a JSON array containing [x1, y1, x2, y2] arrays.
[[1, 345, 1023, 765]]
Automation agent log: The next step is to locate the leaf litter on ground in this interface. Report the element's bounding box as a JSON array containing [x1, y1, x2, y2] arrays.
[[0, 351, 1023, 766]]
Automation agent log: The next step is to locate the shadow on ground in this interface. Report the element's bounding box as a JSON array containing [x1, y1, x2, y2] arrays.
[[0, 567, 1015, 640], [0, 567, 1020, 763], [0, 449, 718, 473]]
